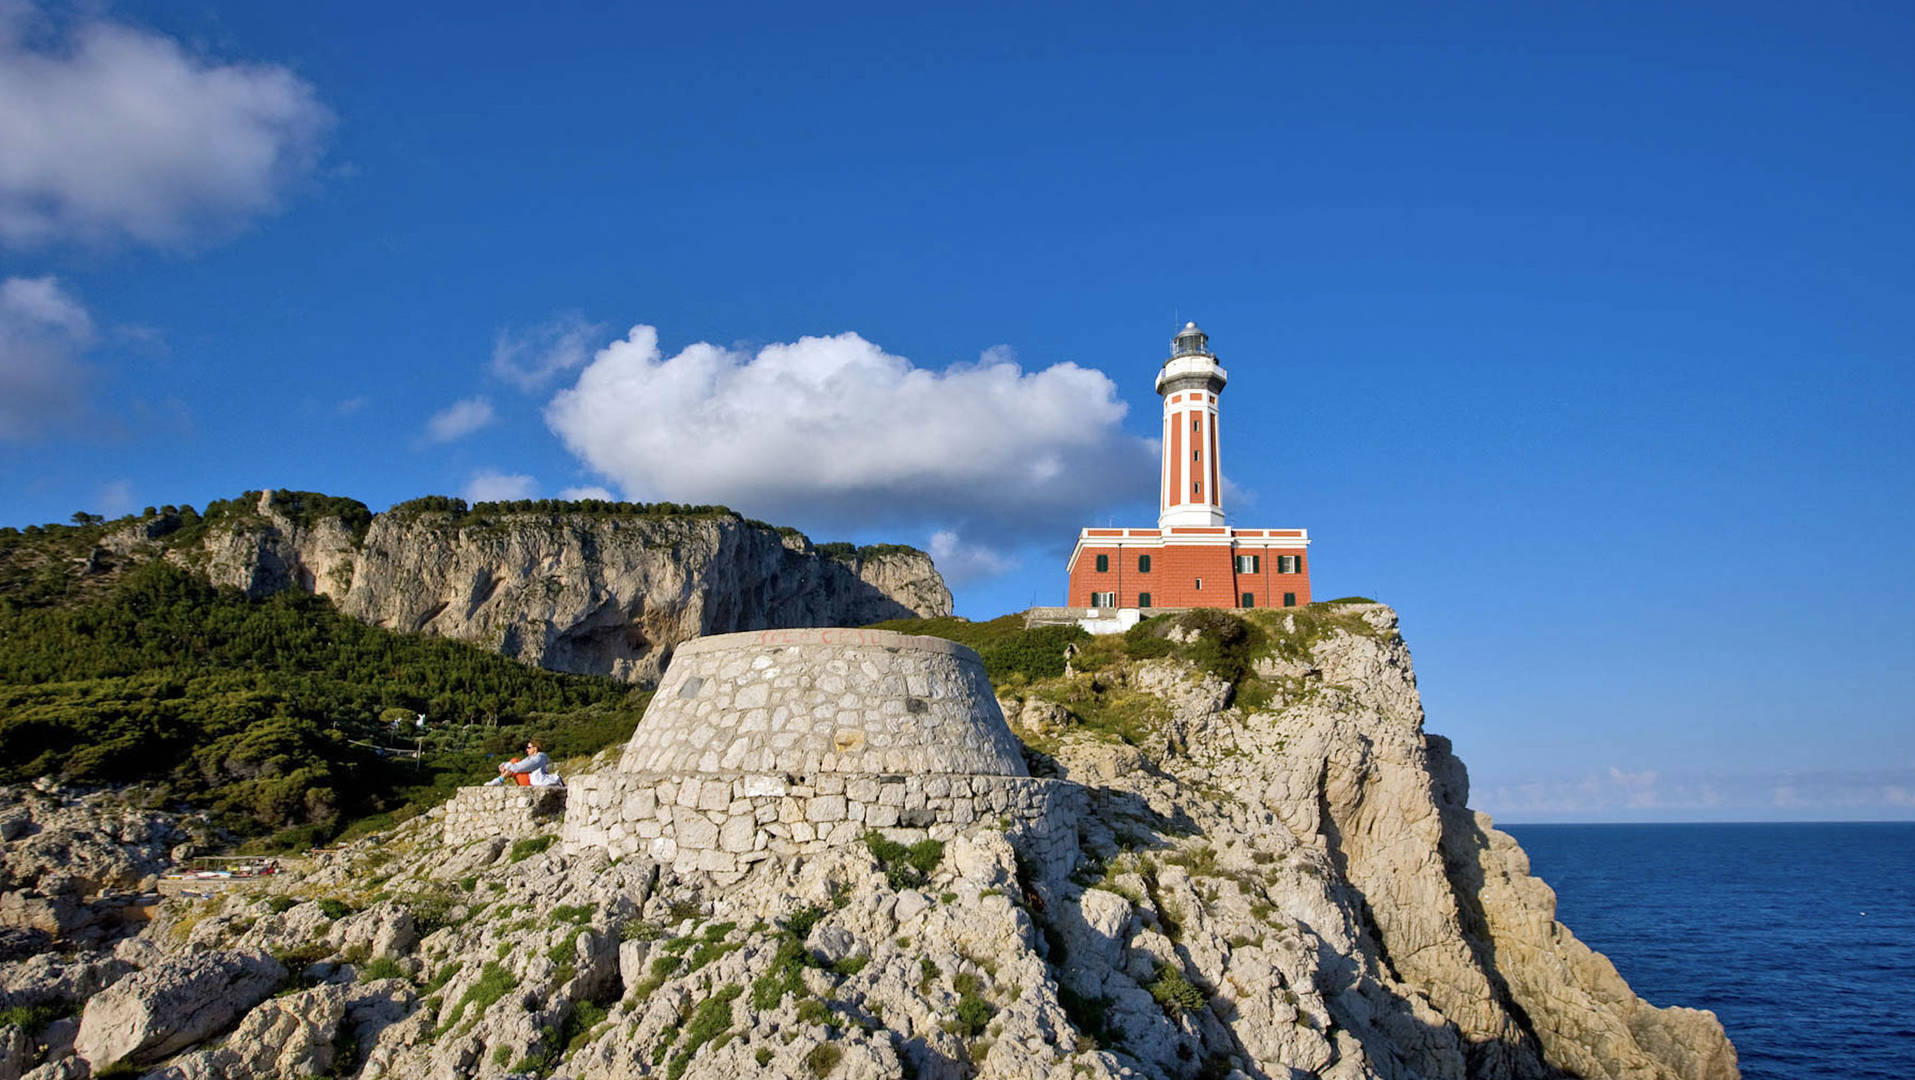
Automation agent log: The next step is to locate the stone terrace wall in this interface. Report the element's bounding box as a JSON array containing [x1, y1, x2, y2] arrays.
[[442, 785, 567, 847], [561, 771, 1081, 880], [621, 628, 1027, 777]]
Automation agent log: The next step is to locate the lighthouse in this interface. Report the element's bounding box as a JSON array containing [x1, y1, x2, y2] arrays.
[[1064, 322, 1311, 623], [1156, 321, 1228, 529]]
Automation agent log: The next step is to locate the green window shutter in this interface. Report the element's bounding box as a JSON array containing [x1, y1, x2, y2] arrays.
[[1138, 593, 1151, 609], [1095, 554, 1108, 572], [1283, 592, 1297, 607], [1138, 554, 1151, 573], [1241, 592, 1254, 608]]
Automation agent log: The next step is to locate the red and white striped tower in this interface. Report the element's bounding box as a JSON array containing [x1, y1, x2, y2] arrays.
[[1156, 321, 1228, 529]]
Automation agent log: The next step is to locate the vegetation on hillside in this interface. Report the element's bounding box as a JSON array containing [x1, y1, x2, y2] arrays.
[[871, 603, 1390, 757], [0, 561, 648, 848]]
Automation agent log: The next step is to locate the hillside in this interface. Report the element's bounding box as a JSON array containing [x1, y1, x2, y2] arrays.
[[2, 490, 952, 685], [0, 604, 1738, 1080], [0, 560, 647, 848]]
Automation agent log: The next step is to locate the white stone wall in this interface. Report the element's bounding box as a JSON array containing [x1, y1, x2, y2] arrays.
[[441, 785, 567, 847], [561, 771, 1081, 880], [619, 629, 1027, 778]]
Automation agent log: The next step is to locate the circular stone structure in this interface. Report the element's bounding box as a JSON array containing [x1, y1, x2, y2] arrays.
[[560, 628, 1081, 878], [619, 628, 1028, 778]]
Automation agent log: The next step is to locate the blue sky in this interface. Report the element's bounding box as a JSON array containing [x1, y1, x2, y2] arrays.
[[2, 0, 1911, 822]]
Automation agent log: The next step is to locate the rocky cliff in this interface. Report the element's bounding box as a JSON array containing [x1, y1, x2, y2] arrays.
[[0, 602, 1738, 1080], [95, 491, 952, 685]]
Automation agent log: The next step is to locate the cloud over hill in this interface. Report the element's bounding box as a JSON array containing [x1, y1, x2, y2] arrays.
[[544, 325, 1154, 549]]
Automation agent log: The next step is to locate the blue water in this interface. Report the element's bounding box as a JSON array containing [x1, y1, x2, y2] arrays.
[[1504, 823, 1915, 1080]]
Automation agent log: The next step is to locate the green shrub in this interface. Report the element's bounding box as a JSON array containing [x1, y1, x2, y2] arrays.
[[0, 1001, 71, 1032], [830, 954, 869, 977], [1146, 964, 1207, 1015], [954, 993, 995, 1036], [316, 897, 353, 920], [783, 906, 824, 937], [863, 831, 944, 889], [804, 1042, 844, 1077], [358, 955, 405, 982], [264, 895, 299, 914]]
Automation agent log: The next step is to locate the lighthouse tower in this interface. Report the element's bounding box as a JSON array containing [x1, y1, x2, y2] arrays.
[[1063, 320, 1311, 624], [1156, 322, 1228, 529]]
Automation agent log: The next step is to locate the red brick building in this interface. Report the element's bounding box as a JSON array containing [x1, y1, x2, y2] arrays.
[[1066, 323, 1311, 611]]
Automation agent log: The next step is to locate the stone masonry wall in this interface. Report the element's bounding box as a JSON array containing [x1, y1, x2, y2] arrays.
[[441, 785, 567, 847], [561, 771, 1081, 881], [621, 629, 1027, 778]]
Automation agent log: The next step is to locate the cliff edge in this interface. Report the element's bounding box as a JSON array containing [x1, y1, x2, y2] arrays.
[[90, 491, 953, 684]]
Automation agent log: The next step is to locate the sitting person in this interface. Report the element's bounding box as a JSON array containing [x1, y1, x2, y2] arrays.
[[485, 740, 561, 786]]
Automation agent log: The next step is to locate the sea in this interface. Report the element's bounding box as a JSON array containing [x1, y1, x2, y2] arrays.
[[1504, 822, 1915, 1080]]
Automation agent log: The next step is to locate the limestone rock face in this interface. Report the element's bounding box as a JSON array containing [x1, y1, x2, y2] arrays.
[[0, 787, 202, 946], [2, 600, 1737, 1080], [73, 950, 284, 1071], [142, 983, 349, 1080], [114, 491, 953, 684]]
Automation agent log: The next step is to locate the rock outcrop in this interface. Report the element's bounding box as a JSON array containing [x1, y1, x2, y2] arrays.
[[100, 491, 953, 684], [0, 602, 1738, 1080], [0, 787, 206, 947], [71, 950, 284, 1071]]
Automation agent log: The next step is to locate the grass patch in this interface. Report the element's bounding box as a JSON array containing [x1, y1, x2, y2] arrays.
[[358, 955, 405, 982], [439, 961, 516, 1034], [864, 614, 1088, 683], [509, 834, 556, 863], [666, 984, 741, 1080]]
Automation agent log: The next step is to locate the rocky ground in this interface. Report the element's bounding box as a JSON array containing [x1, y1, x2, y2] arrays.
[[0, 606, 1738, 1080]]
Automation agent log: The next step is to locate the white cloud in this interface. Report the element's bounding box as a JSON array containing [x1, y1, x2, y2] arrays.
[[0, 4, 332, 247], [492, 313, 606, 392], [929, 530, 1018, 586], [545, 326, 1153, 541], [0, 275, 94, 440], [559, 485, 617, 501], [463, 469, 537, 502], [425, 396, 495, 443]]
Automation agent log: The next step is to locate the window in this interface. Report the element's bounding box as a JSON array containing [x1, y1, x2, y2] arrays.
[[1192, 482, 1200, 494], [1234, 554, 1260, 574], [1090, 591, 1115, 608], [1192, 449, 1198, 460], [1138, 592, 1151, 608], [1192, 417, 1200, 431], [1095, 554, 1108, 572], [1283, 592, 1297, 607], [1137, 554, 1151, 573], [1241, 592, 1255, 608], [1194, 577, 1202, 590], [1278, 554, 1300, 574]]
